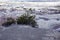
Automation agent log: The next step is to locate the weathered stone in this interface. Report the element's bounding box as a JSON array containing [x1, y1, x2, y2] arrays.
[[0, 25, 60, 40]]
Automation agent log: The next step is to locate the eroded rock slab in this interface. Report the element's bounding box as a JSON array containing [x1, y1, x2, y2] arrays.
[[0, 25, 60, 40]]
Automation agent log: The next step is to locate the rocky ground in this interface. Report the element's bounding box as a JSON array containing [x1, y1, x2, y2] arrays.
[[0, 3, 60, 40], [0, 24, 60, 40]]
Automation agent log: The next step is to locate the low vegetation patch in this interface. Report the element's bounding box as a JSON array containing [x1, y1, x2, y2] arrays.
[[17, 14, 38, 28], [2, 14, 38, 28], [2, 17, 15, 27]]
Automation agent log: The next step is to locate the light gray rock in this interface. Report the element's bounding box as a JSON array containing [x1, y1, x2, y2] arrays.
[[0, 25, 60, 40]]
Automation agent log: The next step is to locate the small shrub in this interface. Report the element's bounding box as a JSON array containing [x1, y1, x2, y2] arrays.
[[17, 14, 37, 28], [2, 17, 15, 27]]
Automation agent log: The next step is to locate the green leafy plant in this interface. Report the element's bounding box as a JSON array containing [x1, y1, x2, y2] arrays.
[[2, 17, 15, 27], [17, 14, 38, 27]]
